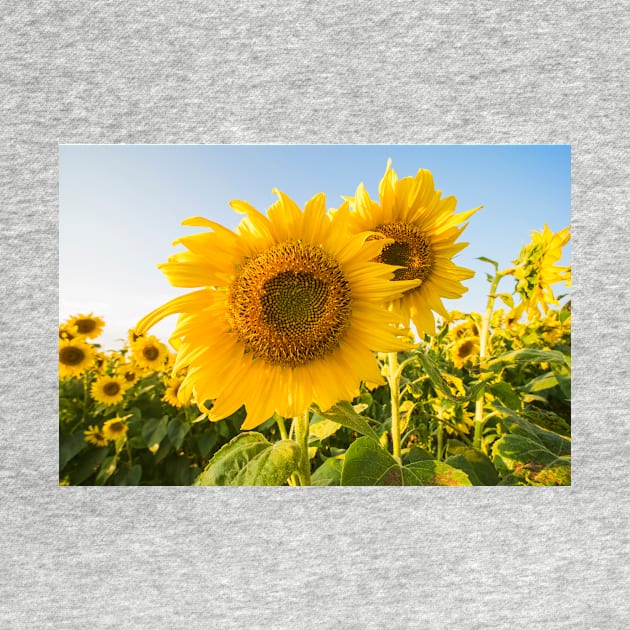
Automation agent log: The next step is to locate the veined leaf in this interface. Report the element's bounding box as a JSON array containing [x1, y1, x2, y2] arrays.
[[494, 405, 571, 457], [341, 437, 472, 486], [493, 435, 571, 486], [195, 432, 300, 486]]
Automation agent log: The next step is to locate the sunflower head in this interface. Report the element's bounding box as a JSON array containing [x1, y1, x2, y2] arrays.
[[162, 376, 188, 407], [102, 416, 129, 442], [512, 224, 571, 317], [131, 335, 168, 371], [84, 425, 108, 447], [136, 188, 419, 430], [90, 374, 127, 406], [452, 336, 480, 369], [346, 160, 481, 335], [66, 313, 105, 340], [59, 338, 96, 379]]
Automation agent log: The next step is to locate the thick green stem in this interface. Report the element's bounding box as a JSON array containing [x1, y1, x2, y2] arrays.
[[294, 409, 311, 486], [387, 352, 402, 464], [473, 272, 504, 451]]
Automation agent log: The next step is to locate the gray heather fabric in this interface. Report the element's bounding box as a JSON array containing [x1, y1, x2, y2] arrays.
[[1, 1, 628, 628]]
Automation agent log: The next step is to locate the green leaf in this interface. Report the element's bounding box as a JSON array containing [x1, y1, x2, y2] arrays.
[[416, 353, 484, 403], [520, 372, 560, 394], [445, 444, 499, 486], [477, 256, 499, 270], [494, 406, 571, 457], [311, 456, 343, 486], [493, 435, 571, 485], [95, 455, 118, 485], [313, 401, 380, 442], [489, 381, 522, 410], [403, 460, 473, 486], [142, 416, 169, 454], [341, 437, 472, 486], [59, 431, 87, 470], [195, 432, 301, 486], [167, 418, 191, 450], [309, 416, 342, 442], [70, 447, 109, 485], [487, 348, 567, 372]]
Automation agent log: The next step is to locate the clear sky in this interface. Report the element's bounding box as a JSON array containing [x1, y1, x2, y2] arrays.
[[59, 145, 571, 350]]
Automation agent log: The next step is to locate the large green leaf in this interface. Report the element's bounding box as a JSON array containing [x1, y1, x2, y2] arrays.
[[195, 432, 301, 486], [341, 437, 472, 486], [311, 456, 343, 486], [445, 444, 499, 486], [313, 401, 380, 442], [495, 406, 571, 456], [493, 434, 571, 485]]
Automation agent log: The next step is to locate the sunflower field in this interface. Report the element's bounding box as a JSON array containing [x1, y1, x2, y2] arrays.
[[59, 162, 571, 486]]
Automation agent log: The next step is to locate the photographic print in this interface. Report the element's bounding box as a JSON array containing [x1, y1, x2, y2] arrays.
[[59, 144, 571, 486]]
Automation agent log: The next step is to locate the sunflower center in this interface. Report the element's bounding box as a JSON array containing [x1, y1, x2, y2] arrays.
[[109, 422, 124, 433], [374, 222, 433, 282], [227, 241, 351, 368], [103, 382, 121, 396], [143, 346, 159, 361], [75, 318, 97, 334], [457, 339, 476, 359], [59, 346, 85, 366]]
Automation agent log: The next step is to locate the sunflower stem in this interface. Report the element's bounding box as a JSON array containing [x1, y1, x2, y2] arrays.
[[294, 409, 312, 486], [436, 420, 444, 461], [276, 415, 288, 440], [387, 352, 403, 465], [474, 271, 504, 451]]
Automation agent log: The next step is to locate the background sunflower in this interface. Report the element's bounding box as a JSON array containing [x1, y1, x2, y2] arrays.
[[345, 160, 481, 336]]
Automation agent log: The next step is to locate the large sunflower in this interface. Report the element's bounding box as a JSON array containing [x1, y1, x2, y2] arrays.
[[66, 313, 105, 340], [344, 160, 480, 335], [136, 189, 419, 430], [59, 338, 96, 379]]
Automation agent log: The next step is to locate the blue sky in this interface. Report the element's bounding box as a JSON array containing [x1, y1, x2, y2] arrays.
[[59, 145, 571, 350]]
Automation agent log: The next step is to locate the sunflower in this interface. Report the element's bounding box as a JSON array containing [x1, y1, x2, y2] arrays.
[[84, 425, 108, 447], [162, 376, 188, 407], [450, 319, 479, 340], [344, 160, 480, 335], [452, 336, 480, 369], [115, 360, 141, 386], [102, 416, 129, 441], [59, 323, 78, 341], [90, 374, 127, 406], [66, 313, 105, 340], [131, 335, 169, 371], [512, 223, 571, 317], [59, 338, 96, 379], [136, 189, 419, 430]]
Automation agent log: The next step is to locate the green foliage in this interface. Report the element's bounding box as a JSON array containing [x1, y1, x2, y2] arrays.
[[341, 437, 472, 486], [195, 433, 301, 486]]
